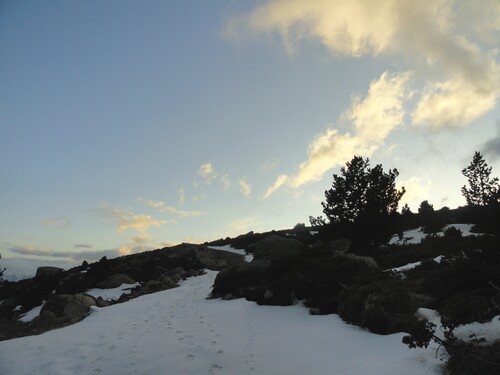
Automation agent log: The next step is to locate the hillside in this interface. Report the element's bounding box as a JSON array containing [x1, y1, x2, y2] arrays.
[[1, 222, 499, 374]]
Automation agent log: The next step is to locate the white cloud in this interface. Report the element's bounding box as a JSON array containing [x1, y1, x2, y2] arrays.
[[238, 179, 252, 198], [198, 163, 216, 184], [264, 71, 412, 197], [225, 0, 500, 128]]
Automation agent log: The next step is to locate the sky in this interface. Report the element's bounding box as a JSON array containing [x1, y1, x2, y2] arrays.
[[1, 0, 499, 279]]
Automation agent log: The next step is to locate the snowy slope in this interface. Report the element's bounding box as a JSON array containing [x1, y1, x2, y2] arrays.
[[0, 271, 444, 375]]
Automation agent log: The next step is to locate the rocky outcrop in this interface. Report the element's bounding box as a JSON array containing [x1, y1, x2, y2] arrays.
[[249, 235, 305, 261], [95, 274, 136, 289], [40, 294, 96, 324], [35, 267, 63, 278]]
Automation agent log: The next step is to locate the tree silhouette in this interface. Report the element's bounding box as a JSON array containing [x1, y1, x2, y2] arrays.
[[320, 156, 405, 246], [461, 151, 500, 206]]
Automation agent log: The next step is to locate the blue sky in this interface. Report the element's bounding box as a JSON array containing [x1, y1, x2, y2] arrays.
[[1, 0, 499, 279]]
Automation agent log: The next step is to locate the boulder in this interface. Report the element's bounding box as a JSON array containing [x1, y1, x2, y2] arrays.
[[95, 274, 135, 289], [36, 267, 63, 278], [329, 239, 351, 254], [339, 253, 379, 269], [40, 294, 96, 323], [212, 259, 274, 299], [249, 235, 305, 261]]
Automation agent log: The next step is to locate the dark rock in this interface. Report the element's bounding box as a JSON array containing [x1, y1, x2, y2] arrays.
[[36, 267, 64, 278], [329, 239, 351, 254], [40, 294, 96, 323], [95, 274, 135, 289], [249, 235, 305, 261]]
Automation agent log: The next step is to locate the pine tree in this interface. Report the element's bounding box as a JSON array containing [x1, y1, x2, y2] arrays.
[[320, 156, 405, 245], [461, 152, 500, 206]]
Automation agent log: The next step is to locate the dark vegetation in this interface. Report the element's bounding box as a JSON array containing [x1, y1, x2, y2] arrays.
[[1, 152, 499, 374]]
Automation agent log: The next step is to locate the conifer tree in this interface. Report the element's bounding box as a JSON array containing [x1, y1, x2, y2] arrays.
[[461, 152, 500, 206]]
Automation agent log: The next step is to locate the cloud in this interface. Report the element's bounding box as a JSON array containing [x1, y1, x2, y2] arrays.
[[7, 244, 120, 261], [412, 75, 498, 128], [397, 177, 432, 210], [141, 199, 205, 218], [220, 174, 232, 190], [92, 206, 168, 242], [238, 179, 252, 198], [178, 188, 186, 205], [41, 216, 70, 227], [261, 158, 280, 171], [264, 71, 412, 197], [264, 174, 288, 199], [225, 0, 499, 128], [74, 244, 92, 249], [482, 121, 500, 161], [198, 163, 216, 184]]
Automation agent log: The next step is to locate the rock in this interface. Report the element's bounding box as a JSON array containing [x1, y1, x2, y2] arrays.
[[36, 267, 63, 278], [95, 297, 110, 307], [212, 259, 273, 299], [199, 257, 218, 270], [95, 274, 135, 289], [339, 253, 379, 269], [250, 235, 305, 261], [329, 239, 351, 254], [40, 294, 96, 323]]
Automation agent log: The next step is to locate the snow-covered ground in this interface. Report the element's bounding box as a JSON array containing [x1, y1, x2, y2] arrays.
[[388, 255, 444, 273], [85, 282, 140, 301], [0, 271, 444, 375], [389, 224, 479, 245]]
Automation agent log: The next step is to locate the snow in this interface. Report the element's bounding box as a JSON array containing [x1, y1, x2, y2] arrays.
[[416, 308, 500, 343], [0, 271, 444, 375], [389, 224, 480, 245], [18, 302, 45, 323], [388, 256, 444, 273], [85, 283, 140, 301]]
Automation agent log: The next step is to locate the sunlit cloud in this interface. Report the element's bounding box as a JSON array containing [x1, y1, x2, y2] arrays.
[[225, 0, 499, 128], [238, 179, 252, 198], [264, 71, 412, 197], [92, 206, 168, 244], [141, 199, 205, 218]]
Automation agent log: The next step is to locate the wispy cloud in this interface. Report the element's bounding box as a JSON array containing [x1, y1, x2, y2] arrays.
[[220, 174, 232, 190], [178, 188, 186, 205], [141, 199, 205, 218], [264, 71, 412, 197], [74, 244, 92, 249], [225, 0, 499, 128], [92, 206, 168, 244], [238, 179, 252, 198], [41, 216, 70, 227], [8, 244, 120, 261], [198, 163, 217, 185]]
